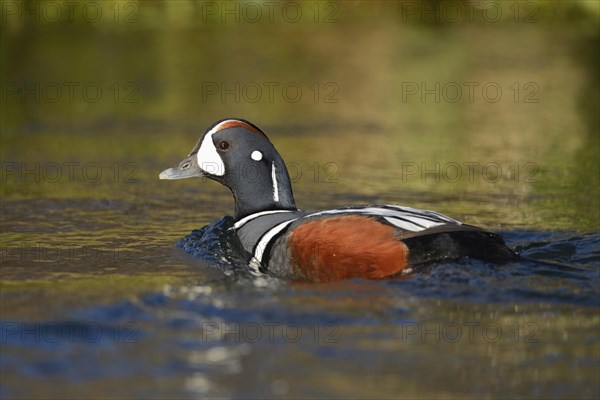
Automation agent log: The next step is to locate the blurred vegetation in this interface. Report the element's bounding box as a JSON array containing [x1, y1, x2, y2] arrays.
[[1, 1, 598, 29], [1, 0, 599, 232]]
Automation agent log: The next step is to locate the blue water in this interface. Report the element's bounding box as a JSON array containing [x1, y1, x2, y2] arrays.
[[2, 219, 597, 399]]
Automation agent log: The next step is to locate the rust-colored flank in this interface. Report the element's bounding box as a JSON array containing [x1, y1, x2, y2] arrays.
[[288, 215, 409, 282]]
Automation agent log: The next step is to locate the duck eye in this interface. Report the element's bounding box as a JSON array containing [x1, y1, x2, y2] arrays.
[[218, 141, 230, 151]]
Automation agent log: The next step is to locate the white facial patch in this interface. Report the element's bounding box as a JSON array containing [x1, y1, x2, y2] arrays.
[[196, 125, 227, 176], [251, 150, 263, 161]]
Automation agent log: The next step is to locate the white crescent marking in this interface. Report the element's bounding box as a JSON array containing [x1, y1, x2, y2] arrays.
[[233, 210, 295, 230], [254, 219, 296, 263], [197, 120, 243, 177]]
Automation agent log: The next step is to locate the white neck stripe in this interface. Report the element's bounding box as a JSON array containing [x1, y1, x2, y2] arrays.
[[271, 161, 279, 202]]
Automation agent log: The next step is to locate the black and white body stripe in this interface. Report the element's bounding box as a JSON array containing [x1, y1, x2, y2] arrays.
[[234, 205, 475, 273]]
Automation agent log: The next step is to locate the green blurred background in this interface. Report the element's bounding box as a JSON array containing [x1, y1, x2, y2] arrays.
[[1, 0, 599, 261], [1, 0, 598, 233]]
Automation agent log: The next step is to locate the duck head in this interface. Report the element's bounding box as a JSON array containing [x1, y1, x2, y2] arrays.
[[160, 118, 297, 219]]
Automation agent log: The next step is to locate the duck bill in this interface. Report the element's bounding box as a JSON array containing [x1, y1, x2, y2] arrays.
[[159, 154, 205, 180]]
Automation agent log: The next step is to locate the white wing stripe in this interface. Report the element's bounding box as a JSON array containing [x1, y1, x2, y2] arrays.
[[383, 217, 425, 231], [384, 205, 459, 223], [395, 214, 446, 229], [306, 206, 459, 225]]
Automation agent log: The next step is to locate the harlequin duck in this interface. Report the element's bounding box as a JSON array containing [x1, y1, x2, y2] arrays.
[[160, 118, 517, 281]]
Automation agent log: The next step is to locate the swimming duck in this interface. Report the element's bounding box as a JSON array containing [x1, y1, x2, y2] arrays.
[[160, 118, 516, 281]]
